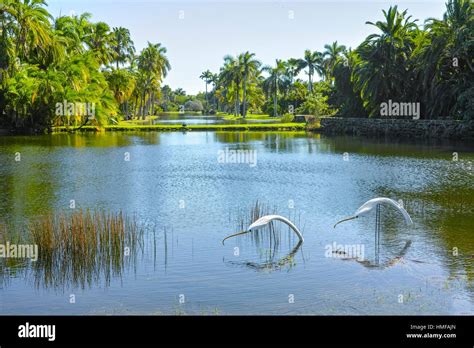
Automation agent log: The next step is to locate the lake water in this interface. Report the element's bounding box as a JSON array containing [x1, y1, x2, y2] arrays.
[[0, 130, 473, 315], [152, 113, 279, 125]]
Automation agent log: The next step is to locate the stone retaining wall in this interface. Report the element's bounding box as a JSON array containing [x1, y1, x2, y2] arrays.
[[320, 117, 474, 140]]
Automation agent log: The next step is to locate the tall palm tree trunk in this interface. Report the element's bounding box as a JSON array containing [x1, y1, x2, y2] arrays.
[[151, 91, 155, 116], [134, 96, 139, 118], [242, 73, 247, 118], [140, 92, 145, 119], [234, 91, 239, 116], [205, 83, 208, 111], [273, 80, 278, 117]]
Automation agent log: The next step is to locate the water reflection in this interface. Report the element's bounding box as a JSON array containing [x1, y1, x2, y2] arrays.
[[349, 240, 414, 270], [225, 240, 303, 272], [154, 114, 226, 125], [152, 114, 280, 126]]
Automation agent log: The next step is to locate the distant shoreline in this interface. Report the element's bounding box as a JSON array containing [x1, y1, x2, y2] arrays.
[[50, 123, 307, 133]]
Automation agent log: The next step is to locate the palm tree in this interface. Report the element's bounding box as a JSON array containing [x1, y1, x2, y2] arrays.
[[332, 49, 368, 117], [238, 51, 261, 117], [54, 16, 82, 55], [419, 0, 473, 119], [85, 21, 114, 66], [262, 59, 287, 117], [220, 55, 243, 116], [175, 88, 186, 96], [323, 41, 346, 81], [2, 0, 53, 62], [53, 13, 92, 55], [111, 27, 135, 69], [105, 68, 136, 116], [209, 72, 219, 110], [285, 58, 300, 84], [353, 6, 419, 116], [137, 42, 170, 117], [200, 69, 213, 110], [0, 6, 16, 83], [295, 49, 324, 93]]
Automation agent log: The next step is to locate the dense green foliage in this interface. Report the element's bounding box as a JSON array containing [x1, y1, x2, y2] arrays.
[[0, 0, 472, 133], [0, 0, 170, 132], [203, 0, 473, 120]]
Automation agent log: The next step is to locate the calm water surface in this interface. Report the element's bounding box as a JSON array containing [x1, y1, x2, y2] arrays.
[[0, 131, 473, 315], [152, 113, 279, 125]]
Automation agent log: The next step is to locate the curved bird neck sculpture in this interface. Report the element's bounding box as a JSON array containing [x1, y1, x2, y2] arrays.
[[334, 197, 413, 228], [222, 214, 304, 245]]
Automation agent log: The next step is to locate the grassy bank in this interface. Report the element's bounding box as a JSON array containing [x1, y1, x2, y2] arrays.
[[222, 113, 276, 121], [158, 111, 203, 115], [52, 123, 307, 133]]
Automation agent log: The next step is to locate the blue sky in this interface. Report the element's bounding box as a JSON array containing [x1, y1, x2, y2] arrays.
[[48, 0, 446, 94]]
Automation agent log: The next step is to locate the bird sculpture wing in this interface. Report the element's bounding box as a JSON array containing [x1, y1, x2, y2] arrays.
[[334, 197, 413, 228], [223, 214, 304, 244]]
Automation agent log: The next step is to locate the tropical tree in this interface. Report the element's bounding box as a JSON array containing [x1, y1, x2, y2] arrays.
[[0, 4, 16, 88], [105, 68, 136, 116], [332, 49, 368, 117], [53, 13, 91, 55], [353, 6, 419, 116], [238, 51, 261, 117], [137, 42, 170, 117], [295, 49, 324, 93], [244, 79, 265, 113], [323, 41, 346, 81], [209, 72, 219, 110], [199, 69, 213, 110], [59, 52, 117, 129], [111, 27, 135, 69], [219, 55, 243, 116], [418, 0, 474, 119], [3, 0, 53, 62], [84, 21, 114, 66], [175, 88, 186, 96], [262, 59, 287, 117]]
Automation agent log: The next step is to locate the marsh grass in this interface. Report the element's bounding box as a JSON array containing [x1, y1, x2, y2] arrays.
[[23, 209, 145, 290], [0, 222, 31, 287]]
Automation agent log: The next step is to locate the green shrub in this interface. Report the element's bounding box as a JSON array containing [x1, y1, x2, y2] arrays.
[[281, 113, 295, 122]]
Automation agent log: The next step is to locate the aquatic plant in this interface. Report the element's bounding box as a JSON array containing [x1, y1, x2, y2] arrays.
[[28, 209, 144, 289]]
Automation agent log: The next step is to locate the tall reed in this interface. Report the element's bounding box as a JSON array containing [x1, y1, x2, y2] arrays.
[[29, 209, 144, 289]]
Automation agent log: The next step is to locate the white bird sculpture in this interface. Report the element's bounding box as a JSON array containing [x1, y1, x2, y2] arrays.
[[222, 214, 304, 245], [333, 197, 413, 229]]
